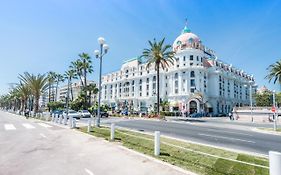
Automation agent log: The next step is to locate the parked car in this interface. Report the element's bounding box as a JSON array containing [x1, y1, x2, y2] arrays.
[[78, 110, 91, 118], [92, 110, 109, 118], [51, 110, 63, 115], [190, 112, 203, 118], [63, 110, 81, 119], [217, 113, 227, 117], [121, 110, 128, 116]]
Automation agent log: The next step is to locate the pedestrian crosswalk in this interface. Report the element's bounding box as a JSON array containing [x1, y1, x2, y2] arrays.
[[2, 122, 53, 131], [4, 124, 16, 130]]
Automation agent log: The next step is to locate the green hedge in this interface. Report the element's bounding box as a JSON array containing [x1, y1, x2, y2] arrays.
[[160, 111, 181, 116]]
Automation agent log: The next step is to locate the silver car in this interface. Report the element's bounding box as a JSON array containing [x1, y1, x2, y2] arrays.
[[63, 110, 81, 119], [78, 110, 91, 118]]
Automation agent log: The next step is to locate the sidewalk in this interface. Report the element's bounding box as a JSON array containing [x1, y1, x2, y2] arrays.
[[2, 111, 195, 175]]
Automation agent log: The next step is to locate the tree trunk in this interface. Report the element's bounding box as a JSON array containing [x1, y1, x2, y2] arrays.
[[89, 91, 92, 106], [157, 64, 160, 116], [48, 81, 51, 102], [55, 79, 59, 102], [70, 81, 74, 101], [35, 96, 39, 115]]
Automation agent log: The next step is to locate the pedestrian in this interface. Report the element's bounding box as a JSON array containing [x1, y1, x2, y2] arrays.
[[228, 112, 232, 120]]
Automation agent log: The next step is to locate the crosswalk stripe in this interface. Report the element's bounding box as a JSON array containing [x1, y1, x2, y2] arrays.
[[37, 123, 52, 128], [4, 124, 16, 130], [22, 123, 35, 129]]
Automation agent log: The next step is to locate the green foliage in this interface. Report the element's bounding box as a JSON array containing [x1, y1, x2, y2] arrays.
[[266, 60, 281, 84], [47, 101, 64, 111], [254, 91, 281, 107], [160, 100, 170, 111], [88, 102, 110, 114], [160, 111, 181, 116], [19, 72, 48, 113], [254, 92, 272, 107], [70, 91, 88, 111]]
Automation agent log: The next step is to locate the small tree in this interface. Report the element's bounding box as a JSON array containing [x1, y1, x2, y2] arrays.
[[47, 101, 64, 111]]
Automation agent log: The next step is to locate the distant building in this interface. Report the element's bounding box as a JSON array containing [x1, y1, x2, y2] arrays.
[[57, 81, 97, 103], [101, 24, 256, 115], [256, 85, 271, 94]]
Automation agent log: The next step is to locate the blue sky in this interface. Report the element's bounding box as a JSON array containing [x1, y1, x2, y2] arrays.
[[0, 0, 281, 95]]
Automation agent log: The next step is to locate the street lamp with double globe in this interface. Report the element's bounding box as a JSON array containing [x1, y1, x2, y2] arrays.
[[94, 37, 109, 127], [244, 80, 257, 122]]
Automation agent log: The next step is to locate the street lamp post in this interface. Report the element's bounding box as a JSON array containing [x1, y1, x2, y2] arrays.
[[245, 81, 255, 122], [249, 83, 253, 122], [94, 37, 109, 127]]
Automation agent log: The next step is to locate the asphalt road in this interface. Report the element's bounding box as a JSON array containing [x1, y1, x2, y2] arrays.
[[0, 111, 190, 175], [109, 119, 281, 156]]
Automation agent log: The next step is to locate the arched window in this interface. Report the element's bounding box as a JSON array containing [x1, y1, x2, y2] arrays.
[[175, 73, 178, 79], [153, 76, 156, 81], [190, 71, 195, 77]]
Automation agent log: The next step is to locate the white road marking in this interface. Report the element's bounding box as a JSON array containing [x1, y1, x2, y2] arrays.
[[4, 124, 16, 130], [40, 133, 47, 138], [206, 128, 253, 136], [37, 123, 52, 128], [85, 168, 94, 175], [22, 123, 35, 129], [198, 133, 256, 143]]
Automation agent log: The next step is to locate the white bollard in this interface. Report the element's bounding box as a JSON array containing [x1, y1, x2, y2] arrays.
[[154, 131, 160, 156], [269, 151, 281, 175], [52, 113, 55, 122], [59, 115, 63, 124], [72, 118, 76, 128], [87, 119, 92, 132], [63, 115, 67, 125], [111, 123, 115, 141], [69, 116, 72, 128], [55, 114, 59, 123]]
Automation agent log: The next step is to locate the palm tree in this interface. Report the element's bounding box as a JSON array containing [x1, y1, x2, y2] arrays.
[[8, 88, 21, 111], [85, 83, 99, 106], [65, 69, 77, 101], [79, 53, 93, 87], [160, 100, 170, 111], [54, 73, 64, 102], [70, 60, 84, 87], [15, 82, 31, 112], [141, 38, 175, 116], [266, 60, 281, 84], [47, 71, 56, 102], [19, 72, 48, 114]]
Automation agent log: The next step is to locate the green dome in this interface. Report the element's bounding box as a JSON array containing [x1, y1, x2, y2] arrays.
[[182, 26, 191, 34]]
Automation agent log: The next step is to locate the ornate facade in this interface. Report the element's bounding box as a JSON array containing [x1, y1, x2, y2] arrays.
[[101, 25, 255, 115]]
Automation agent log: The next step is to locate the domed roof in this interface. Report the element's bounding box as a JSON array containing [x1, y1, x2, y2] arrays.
[[173, 25, 201, 52]]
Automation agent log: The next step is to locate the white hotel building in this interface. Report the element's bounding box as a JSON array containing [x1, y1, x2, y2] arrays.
[[101, 25, 255, 115]]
